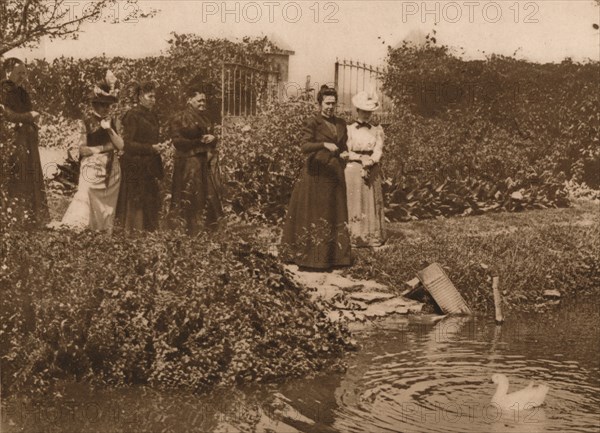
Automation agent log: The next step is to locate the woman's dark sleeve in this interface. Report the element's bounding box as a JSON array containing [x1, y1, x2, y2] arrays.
[[1, 106, 34, 123], [0, 87, 34, 124], [121, 111, 155, 155], [338, 119, 349, 153], [300, 116, 325, 154], [169, 116, 212, 153]]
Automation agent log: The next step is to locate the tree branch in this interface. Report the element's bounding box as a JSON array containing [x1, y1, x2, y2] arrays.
[[0, 0, 156, 56]]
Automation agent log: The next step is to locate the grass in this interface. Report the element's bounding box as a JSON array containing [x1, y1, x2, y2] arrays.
[[343, 200, 600, 313]]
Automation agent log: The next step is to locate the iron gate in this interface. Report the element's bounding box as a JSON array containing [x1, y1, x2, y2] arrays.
[[334, 59, 392, 124], [221, 62, 280, 121]]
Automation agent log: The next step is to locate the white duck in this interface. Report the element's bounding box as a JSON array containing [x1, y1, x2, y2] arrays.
[[491, 373, 549, 410]]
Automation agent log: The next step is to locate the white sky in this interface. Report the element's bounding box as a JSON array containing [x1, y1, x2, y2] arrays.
[[9, 1, 600, 87]]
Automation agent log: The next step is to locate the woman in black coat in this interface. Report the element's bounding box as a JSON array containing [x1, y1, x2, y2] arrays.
[[282, 85, 352, 270], [116, 81, 163, 232], [0, 58, 49, 227], [169, 87, 223, 234]]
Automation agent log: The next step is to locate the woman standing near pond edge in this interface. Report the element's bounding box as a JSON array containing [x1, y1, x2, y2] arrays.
[[344, 91, 386, 247], [116, 81, 163, 232], [282, 85, 352, 270]]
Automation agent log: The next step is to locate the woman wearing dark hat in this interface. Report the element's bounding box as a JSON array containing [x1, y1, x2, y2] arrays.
[[0, 58, 49, 227], [169, 86, 223, 234], [58, 71, 124, 232], [115, 81, 163, 232], [343, 91, 386, 247], [281, 85, 352, 270]]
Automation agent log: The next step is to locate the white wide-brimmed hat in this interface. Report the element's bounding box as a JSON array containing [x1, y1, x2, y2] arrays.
[[352, 91, 380, 111]]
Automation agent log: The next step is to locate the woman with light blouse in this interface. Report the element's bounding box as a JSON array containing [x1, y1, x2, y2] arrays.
[[343, 91, 386, 247]]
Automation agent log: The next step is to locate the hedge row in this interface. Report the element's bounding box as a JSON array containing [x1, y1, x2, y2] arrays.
[[382, 43, 599, 189], [0, 227, 353, 396]]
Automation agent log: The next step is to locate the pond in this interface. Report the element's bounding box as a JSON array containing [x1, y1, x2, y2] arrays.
[[2, 296, 599, 433]]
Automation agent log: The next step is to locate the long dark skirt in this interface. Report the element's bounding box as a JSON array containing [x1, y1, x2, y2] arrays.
[[6, 125, 49, 227], [116, 155, 161, 233], [282, 158, 351, 269], [170, 153, 223, 234]]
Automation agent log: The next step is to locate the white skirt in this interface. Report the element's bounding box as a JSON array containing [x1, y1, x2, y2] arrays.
[[61, 153, 121, 233], [344, 161, 386, 247]]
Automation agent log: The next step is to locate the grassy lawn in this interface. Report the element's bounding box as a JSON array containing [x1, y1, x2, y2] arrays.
[[344, 200, 599, 313]]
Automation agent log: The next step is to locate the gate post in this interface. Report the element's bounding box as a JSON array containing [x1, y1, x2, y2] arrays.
[[334, 58, 339, 90], [221, 63, 225, 129]]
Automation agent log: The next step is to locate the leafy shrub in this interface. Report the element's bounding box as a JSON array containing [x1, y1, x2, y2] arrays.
[[381, 43, 600, 188], [0, 227, 353, 396], [385, 171, 569, 221], [26, 33, 281, 123], [219, 99, 316, 223], [565, 180, 600, 201], [37, 113, 81, 149]]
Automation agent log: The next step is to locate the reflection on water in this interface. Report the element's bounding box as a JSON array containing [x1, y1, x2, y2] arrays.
[[2, 297, 599, 433]]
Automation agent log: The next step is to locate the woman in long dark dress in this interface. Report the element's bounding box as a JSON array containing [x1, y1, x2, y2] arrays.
[[169, 87, 223, 234], [282, 86, 352, 270], [0, 58, 49, 227], [116, 81, 163, 232]]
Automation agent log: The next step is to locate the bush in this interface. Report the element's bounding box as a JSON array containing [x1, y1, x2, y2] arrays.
[[26, 33, 280, 124], [0, 227, 353, 396], [384, 172, 569, 221], [219, 98, 316, 223], [381, 43, 599, 188]]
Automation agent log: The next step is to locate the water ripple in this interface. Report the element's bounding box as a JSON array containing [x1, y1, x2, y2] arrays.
[[327, 312, 600, 433]]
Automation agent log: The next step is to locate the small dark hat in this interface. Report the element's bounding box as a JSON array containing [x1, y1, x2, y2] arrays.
[[90, 70, 119, 104]]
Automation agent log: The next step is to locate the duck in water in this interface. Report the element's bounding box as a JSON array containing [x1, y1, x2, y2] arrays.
[[491, 373, 549, 410]]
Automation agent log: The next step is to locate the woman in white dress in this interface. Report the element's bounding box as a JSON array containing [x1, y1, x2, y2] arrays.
[[60, 74, 124, 232], [342, 91, 386, 247]]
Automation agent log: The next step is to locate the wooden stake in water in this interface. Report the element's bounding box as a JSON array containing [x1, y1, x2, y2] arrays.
[[492, 275, 504, 324]]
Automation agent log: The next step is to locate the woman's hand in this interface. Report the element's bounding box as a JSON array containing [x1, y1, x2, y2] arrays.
[[362, 157, 375, 168], [201, 134, 216, 144], [80, 146, 95, 157], [100, 119, 112, 130], [340, 151, 349, 160], [324, 142, 338, 153]]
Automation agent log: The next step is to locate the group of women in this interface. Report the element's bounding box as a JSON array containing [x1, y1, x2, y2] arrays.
[[1, 60, 222, 235], [2, 59, 385, 271], [282, 85, 386, 271], [58, 71, 223, 234]]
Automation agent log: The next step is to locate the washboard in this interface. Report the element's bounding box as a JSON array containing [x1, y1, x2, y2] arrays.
[[417, 263, 471, 314]]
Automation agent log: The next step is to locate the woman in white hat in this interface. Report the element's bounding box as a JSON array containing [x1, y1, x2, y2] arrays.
[[342, 91, 386, 247]]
